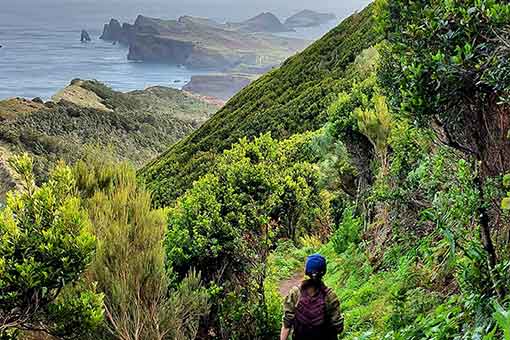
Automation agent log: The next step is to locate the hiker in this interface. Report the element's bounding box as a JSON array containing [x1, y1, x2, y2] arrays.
[[280, 254, 344, 340]]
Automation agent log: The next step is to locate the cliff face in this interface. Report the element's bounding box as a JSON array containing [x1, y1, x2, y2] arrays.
[[127, 35, 194, 64], [100, 19, 123, 41], [100, 14, 309, 70]]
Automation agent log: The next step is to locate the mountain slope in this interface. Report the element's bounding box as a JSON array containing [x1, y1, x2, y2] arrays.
[[284, 10, 337, 29], [140, 4, 380, 207], [230, 12, 291, 33], [0, 80, 219, 199]]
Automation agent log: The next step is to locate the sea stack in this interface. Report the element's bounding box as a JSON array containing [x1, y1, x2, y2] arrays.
[[100, 19, 123, 42], [81, 30, 92, 42]]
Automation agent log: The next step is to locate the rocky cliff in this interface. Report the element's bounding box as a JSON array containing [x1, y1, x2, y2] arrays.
[[100, 14, 308, 70]]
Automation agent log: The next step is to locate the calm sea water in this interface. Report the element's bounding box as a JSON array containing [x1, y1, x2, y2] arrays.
[[0, 1, 368, 100], [0, 26, 209, 100]]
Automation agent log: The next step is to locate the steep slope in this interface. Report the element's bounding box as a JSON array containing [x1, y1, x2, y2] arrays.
[[0, 80, 219, 198], [140, 4, 380, 207]]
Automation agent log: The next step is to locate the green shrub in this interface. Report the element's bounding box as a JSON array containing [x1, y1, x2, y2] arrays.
[[74, 157, 210, 340], [0, 154, 103, 338], [331, 206, 363, 254]]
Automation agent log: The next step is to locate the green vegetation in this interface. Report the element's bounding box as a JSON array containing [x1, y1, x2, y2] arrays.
[[74, 156, 210, 340], [2, 1, 510, 339], [165, 133, 322, 338], [0, 154, 103, 339], [140, 4, 381, 206], [137, 1, 510, 338], [0, 80, 217, 199]]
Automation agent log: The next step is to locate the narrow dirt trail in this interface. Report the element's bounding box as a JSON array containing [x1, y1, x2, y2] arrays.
[[278, 272, 303, 297]]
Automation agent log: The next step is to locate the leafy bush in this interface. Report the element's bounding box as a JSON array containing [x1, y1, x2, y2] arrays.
[[331, 206, 363, 254], [0, 154, 103, 338], [74, 156, 210, 340]]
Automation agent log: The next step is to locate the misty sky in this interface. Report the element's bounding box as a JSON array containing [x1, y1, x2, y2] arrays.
[[1, 0, 372, 29]]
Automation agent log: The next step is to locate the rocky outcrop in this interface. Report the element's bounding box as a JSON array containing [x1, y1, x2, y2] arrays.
[[284, 10, 336, 28], [99, 14, 309, 70], [100, 19, 123, 42], [228, 12, 293, 33], [81, 30, 91, 42]]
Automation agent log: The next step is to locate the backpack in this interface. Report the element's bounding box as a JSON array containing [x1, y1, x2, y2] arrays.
[[293, 282, 334, 340]]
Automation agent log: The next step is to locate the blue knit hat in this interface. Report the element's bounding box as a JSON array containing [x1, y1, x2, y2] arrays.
[[305, 253, 327, 278]]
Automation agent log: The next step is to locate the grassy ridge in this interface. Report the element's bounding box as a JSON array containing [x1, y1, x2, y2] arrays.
[[0, 80, 218, 198], [141, 4, 380, 207]]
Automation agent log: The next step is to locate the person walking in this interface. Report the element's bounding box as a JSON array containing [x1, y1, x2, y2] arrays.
[[280, 254, 344, 340]]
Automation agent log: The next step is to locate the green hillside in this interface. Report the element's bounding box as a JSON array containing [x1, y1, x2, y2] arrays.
[[141, 4, 380, 206], [4, 1, 510, 339], [0, 80, 218, 200]]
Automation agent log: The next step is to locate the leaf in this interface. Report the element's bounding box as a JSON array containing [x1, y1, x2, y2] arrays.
[[501, 197, 510, 210], [503, 174, 510, 188]]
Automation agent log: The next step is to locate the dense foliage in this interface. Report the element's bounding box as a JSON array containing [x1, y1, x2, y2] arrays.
[[74, 156, 210, 340], [140, 4, 381, 207], [0, 80, 217, 198], [0, 154, 103, 338], [3, 1, 510, 339], [380, 0, 510, 299], [165, 133, 323, 338]]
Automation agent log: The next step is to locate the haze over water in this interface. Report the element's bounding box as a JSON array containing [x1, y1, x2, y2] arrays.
[[0, 0, 371, 100]]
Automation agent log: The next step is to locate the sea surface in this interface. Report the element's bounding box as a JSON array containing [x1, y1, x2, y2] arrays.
[[0, 26, 204, 100], [0, 0, 369, 100]]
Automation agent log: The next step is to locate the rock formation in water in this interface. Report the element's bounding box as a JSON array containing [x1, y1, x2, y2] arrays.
[[284, 10, 337, 28], [81, 30, 92, 42], [99, 14, 308, 71], [100, 19, 123, 42]]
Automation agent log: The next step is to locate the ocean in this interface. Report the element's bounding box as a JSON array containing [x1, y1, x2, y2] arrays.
[[0, 0, 369, 100], [0, 26, 204, 100]]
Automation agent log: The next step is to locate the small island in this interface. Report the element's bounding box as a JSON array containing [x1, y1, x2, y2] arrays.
[[81, 30, 91, 42]]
